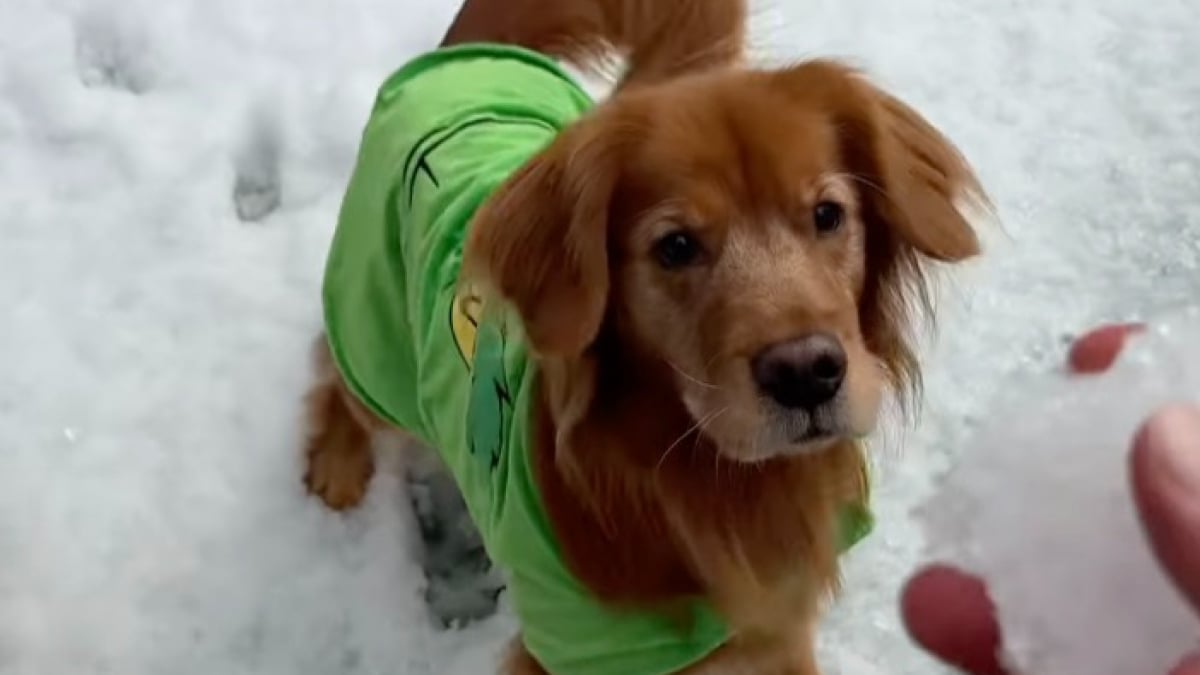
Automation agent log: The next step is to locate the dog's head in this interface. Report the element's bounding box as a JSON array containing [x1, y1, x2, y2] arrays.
[[466, 61, 984, 465]]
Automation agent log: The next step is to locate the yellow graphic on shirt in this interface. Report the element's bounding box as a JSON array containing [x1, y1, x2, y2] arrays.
[[449, 284, 512, 471], [451, 287, 484, 368]]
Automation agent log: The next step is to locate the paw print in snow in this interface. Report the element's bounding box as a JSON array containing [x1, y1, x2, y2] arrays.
[[73, 5, 157, 94], [232, 107, 283, 223]]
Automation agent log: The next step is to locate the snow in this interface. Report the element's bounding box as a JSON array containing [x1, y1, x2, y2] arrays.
[[1, 0, 1198, 673], [917, 310, 1200, 674]]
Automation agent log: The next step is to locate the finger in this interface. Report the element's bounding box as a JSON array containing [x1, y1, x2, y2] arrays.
[[901, 564, 1008, 675], [1067, 323, 1145, 374], [1169, 652, 1200, 675], [1130, 404, 1200, 615]]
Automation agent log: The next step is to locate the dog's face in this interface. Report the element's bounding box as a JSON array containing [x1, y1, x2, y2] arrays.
[[608, 95, 877, 461], [468, 62, 984, 464]]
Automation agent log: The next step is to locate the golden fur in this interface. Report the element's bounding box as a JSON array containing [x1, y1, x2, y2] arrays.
[[303, 0, 986, 672]]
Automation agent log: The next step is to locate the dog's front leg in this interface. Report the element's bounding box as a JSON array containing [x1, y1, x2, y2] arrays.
[[678, 623, 823, 675], [302, 334, 379, 510], [501, 637, 548, 675]]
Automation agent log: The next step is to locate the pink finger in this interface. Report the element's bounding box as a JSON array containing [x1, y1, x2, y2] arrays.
[[1169, 652, 1200, 675], [1130, 404, 1200, 616], [901, 564, 1007, 675], [1068, 323, 1146, 374]]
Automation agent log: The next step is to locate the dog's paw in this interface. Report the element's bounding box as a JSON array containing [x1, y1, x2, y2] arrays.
[[409, 470, 506, 627], [424, 558, 507, 629], [304, 441, 373, 511]]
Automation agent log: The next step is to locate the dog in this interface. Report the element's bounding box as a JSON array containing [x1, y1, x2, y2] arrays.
[[303, 0, 987, 672]]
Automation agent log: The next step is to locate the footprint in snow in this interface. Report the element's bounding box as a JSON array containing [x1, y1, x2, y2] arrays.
[[73, 5, 157, 94], [232, 107, 283, 223]]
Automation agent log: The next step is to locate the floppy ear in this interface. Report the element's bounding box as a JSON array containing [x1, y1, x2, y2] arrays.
[[851, 87, 985, 261], [775, 61, 989, 406], [463, 123, 624, 357], [780, 61, 986, 262]]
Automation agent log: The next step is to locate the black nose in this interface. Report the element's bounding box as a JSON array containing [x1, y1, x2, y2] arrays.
[[751, 333, 847, 410]]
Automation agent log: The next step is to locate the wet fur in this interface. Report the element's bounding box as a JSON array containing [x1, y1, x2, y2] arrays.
[[304, 0, 986, 673]]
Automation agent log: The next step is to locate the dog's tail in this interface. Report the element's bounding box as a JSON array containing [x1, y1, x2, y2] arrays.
[[566, 0, 748, 84], [444, 0, 746, 85]]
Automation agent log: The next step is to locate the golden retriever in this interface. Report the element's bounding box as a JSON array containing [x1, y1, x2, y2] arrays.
[[303, 0, 986, 672]]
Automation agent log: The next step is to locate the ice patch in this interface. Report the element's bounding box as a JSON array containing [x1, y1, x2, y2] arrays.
[[916, 306, 1200, 674]]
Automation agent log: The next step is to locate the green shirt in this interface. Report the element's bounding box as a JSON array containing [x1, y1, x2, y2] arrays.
[[322, 43, 872, 675]]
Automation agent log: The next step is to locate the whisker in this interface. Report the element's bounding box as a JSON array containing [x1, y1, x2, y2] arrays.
[[702, 352, 725, 373], [666, 360, 720, 390], [830, 171, 888, 200], [657, 406, 728, 472], [692, 408, 725, 447]]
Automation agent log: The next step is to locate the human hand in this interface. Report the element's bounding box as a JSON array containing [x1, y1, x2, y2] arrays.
[[900, 324, 1200, 674]]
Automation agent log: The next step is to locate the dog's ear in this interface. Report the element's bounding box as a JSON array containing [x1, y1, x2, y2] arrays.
[[774, 62, 989, 405], [854, 88, 985, 262], [778, 61, 986, 262], [464, 121, 625, 357]]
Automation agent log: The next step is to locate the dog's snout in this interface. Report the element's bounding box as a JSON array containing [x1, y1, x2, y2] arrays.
[[751, 333, 847, 410]]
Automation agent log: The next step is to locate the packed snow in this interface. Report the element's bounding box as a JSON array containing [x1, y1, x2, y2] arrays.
[[1, 0, 1199, 673], [918, 310, 1200, 674]]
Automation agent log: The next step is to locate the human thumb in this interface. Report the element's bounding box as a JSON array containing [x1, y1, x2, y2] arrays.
[[1131, 404, 1200, 615]]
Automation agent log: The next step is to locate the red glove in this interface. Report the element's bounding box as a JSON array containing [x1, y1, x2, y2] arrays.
[[900, 324, 1200, 674]]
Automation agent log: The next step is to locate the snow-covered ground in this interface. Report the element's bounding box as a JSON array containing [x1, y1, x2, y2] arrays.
[[1, 0, 1198, 673]]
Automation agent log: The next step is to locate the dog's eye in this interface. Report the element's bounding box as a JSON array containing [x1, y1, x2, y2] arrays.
[[813, 201, 844, 234], [654, 231, 703, 269]]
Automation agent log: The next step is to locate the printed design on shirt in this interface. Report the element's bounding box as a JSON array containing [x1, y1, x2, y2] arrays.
[[404, 119, 549, 473], [401, 116, 550, 209], [450, 282, 512, 471], [451, 288, 483, 366]]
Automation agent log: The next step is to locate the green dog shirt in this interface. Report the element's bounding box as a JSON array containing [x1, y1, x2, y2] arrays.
[[322, 43, 873, 675]]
